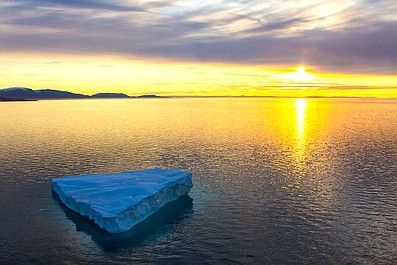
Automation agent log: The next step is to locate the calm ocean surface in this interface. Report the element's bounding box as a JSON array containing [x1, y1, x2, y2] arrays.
[[0, 98, 396, 264]]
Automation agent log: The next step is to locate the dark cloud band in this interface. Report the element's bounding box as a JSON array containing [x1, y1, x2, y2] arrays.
[[1, 0, 396, 74]]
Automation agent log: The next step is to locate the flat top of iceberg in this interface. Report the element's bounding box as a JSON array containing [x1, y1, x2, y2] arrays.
[[52, 168, 191, 218]]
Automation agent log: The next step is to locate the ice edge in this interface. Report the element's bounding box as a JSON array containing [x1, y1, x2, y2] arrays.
[[51, 170, 193, 234]]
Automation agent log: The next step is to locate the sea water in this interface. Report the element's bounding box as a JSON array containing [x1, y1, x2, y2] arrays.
[[0, 98, 396, 264]]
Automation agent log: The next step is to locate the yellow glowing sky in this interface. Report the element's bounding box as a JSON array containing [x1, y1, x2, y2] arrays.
[[1, 1, 397, 98], [1, 53, 396, 98]]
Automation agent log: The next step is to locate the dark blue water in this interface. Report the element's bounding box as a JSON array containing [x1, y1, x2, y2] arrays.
[[0, 98, 396, 264]]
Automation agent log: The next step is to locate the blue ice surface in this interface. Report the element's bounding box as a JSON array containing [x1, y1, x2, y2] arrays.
[[52, 168, 193, 234]]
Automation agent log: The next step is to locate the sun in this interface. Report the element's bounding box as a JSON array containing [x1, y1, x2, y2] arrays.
[[282, 66, 316, 83], [297, 66, 307, 73], [291, 66, 315, 82]]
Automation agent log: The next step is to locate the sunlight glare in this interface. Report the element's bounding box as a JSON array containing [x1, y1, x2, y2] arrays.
[[281, 66, 316, 83], [296, 99, 307, 138], [292, 66, 315, 82]]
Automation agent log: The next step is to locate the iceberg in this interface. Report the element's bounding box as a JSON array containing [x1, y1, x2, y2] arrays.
[[51, 168, 193, 234]]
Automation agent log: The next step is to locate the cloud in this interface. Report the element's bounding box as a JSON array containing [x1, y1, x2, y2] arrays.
[[18, 0, 147, 12], [1, 0, 397, 74]]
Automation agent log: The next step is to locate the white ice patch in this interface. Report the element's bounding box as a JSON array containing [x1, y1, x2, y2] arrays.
[[52, 168, 193, 233]]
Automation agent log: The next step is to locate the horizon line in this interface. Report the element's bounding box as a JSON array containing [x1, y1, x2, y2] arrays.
[[1, 87, 397, 100]]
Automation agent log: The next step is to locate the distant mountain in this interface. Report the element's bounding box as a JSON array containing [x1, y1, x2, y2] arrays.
[[0, 87, 166, 100], [0, 96, 36, 101], [0, 87, 37, 99], [0, 96, 18, 101], [36, 89, 88, 99], [137, 94, 167, 98], [0, 87, 87, 99], [91, 93, 130, 98]]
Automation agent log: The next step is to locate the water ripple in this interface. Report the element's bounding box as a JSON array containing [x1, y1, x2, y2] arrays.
[[0, 98, 396, 264]]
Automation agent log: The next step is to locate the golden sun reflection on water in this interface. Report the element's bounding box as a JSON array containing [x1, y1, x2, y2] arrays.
[[295, 99, 307, 152], [274, 98, 335, 194]]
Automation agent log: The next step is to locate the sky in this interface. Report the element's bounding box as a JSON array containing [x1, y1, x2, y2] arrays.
[[1, 0, 397, 97]]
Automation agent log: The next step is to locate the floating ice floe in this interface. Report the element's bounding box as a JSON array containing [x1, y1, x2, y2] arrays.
[[52, 168, 193, 233]]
